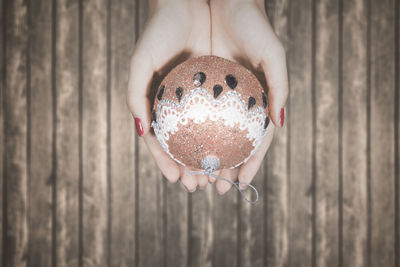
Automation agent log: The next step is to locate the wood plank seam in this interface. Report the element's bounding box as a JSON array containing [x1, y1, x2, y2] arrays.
[[394, 0, 399, 265], [78, 0, 84, 266], [311, 0, 317, 266], [366, 0, 372, 266], [1, 0, 7, 265], [106, 0, 112, 266], [51, 0, 58, 266], [338, 0, 344, 266]]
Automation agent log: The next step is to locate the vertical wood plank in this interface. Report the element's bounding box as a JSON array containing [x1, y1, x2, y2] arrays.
[[55, 0, 80, 265], [263, 1, 289, 266], [287, 0, 313, 265], [314, 0, 339, 266], [370, 0, 396, 266], [190, 187, 214, 267], [239, 167, 264, 267], [341, 0, 368, 266], [165, 181, 188, 267], [81, 0, 108, 265], [109, 0, 136, 266], [28, 0, 53, 266], [135, 1, 166, 267], [213, 190, 238, 267], [3, 0, 29, 266], [137, 135, 165, 267]]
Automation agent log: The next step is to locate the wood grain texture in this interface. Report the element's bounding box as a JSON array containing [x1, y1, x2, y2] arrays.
[[55, 0, 80, 265], [213, 189, 238, 267], [190, 187, 214, 267], [3, 0, 28, 266], [1, 0, 399, 266], [28, 0, 53, 266], [314, 0, 339, 266], [370, 0, 396, 266], [263, 1, 289, 266], [239, 167, 264, 267], [287, 0, 313, 266], [109, 0, 136, 266], [165, 180, 188, 267], [136, 0, 167, 264], [342, 0, 368, 266], [137, 134, 165, 267], [82, 0, 108, 265]]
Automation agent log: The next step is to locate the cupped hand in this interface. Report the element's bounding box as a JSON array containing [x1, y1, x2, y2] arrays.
[[126, 0, 212, 191], [209, 0, 288, 194], [127, 0, 288, 195]]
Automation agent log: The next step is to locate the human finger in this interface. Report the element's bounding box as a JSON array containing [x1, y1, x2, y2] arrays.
[[216, 168, 239, 195], [143, 134, 180, 183], [238, 123, 274, 188]]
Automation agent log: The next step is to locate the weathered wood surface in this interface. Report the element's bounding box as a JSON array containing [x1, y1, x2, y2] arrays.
[[342, 0, 368, 266], [3, 0, 29, 266], [55, 0, 80, 266], [190, 186, 214, 267], [81, 0, 109, 266], [339, 0, 368, 266], [29, 0, 53, 266], [109, 0, 136, 266], [263, 0, 289, 266], [314, 0, 339, 266], [1, 0, 399, 266], [370, 0, 396, 266], [287, 0, 313, 266]]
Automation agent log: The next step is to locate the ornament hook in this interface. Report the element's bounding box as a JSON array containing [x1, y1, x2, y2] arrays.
[[185, 156, 259, 204]]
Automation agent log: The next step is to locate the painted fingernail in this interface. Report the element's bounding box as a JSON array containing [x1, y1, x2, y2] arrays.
[[280, 108, 285, 127], [135, 118, 144, 136]]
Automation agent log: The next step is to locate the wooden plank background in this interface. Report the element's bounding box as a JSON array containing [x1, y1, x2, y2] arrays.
[[1, 0, 399, 266]]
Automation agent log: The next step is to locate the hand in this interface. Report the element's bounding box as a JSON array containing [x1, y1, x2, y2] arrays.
[[126, 0, 212, 191], [209, 0, 288, 194]]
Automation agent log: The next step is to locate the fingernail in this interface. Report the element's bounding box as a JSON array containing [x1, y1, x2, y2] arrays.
[[279, 108, 285, 127], [189, 187, 197, 193], [239, 184, 248, 190], [135, 118, 144, 136]]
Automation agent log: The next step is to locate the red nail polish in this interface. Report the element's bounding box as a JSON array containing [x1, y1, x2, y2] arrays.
[[280, 108, 285, 127], [135, 118, 144, 136]]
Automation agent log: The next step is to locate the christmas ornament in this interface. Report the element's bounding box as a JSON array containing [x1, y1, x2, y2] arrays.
[[151, 55, 270, 203]]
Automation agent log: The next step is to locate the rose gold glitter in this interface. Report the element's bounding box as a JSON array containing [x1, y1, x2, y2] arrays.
[[153, 55, 268, 170], [167, 118, 254, 170]]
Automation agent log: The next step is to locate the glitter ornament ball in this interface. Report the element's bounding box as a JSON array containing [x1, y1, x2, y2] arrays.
[[151, 55, 270, 171]]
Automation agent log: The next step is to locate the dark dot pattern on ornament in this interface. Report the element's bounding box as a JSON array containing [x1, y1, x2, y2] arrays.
[[152, 110, 156, 122], [225, 74, 237, 89], [262, 91, 267, 108], [157, 85, 165, 100], [264, 117, 270, 129], [193, 72, 206, 87], [248, 96, 256, 110], [176, 87, 184, 102], [213, 84, 223, 98]]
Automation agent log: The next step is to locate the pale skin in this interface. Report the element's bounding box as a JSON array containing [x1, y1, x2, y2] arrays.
[[127, 0, 288, 194]]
